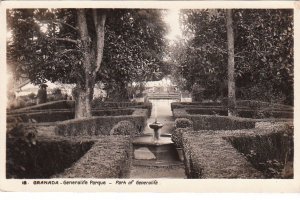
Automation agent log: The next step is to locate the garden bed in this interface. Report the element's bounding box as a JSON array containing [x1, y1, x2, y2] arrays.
[[185, 108, 293, 119], [173, 109, 255, 130], [53, 136, 132, 178], [55, 109, 148, 136], [92, 101, 152, 117], [180, 124, 293, 179], [6, 137, 94, 179], [7, 111, 75, 123], [10, 100, 75, 113], [10, 100, 152, 117], [7, 118, 138, 179], [225, 125, 293, 178], [171, 101, 293, 112], [7, 108, 144, 124]]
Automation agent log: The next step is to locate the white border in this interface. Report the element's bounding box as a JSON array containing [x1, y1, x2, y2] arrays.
[[0, 1, 299, 193]]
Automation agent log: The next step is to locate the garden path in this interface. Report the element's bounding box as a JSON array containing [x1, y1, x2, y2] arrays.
[[130, 99, 186, 178]]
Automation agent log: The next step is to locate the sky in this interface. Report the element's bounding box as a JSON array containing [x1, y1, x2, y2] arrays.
[[163, 9, 182, 41]]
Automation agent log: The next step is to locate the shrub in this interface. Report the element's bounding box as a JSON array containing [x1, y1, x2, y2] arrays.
[[53, 136, 132, 178], [172, 119, 193, 148], [92, 109, 134, 117], [8, 99, 26, 110], [190, 115, 255, 130], [172, 128, 190, 148], [52, 88, 62, 95], [226, 124, 294, 178], [7, 137, 93, 178], [186, 108, 228, 116], [175, 118, 193, 129], [10, 100, 75, 112], [55, 114, 147, 136], [28, 93, 36, 100], [7, 123, 38, 147], [173, 109, 189, 119], [109, 120, 137, 137], [91, 101, 152, 117], [50, 88, 64, 101], [182, 130, 264, 178], [8, 111, 74, 123]]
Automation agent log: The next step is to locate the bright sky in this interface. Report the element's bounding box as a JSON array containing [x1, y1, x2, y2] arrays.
[[164, 9, 182, 41]]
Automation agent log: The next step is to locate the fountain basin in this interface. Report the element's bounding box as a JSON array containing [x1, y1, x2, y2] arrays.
[[149, 122, 163, 130], [133, 135, 179, 162]]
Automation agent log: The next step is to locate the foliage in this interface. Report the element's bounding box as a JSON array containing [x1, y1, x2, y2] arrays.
[[55, 114, 147, 136], [109, 120, 137, 136], [27, 93, 36, 100], [170, 9, 293, 105], [7, 9, 167, 91], [7, 9, 168, 116], [99, 9, 168, 100], [172, 118, 193, 148], [7, 138, 93, 179], [7, 98, 26, 110], [7, 116, 37, 147], [229, 124, 294, 178], [175, 118, 193, 129], [52, 88, 62, 95]]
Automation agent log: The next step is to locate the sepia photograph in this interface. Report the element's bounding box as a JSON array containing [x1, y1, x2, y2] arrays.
[[0, 1, 299, 193]]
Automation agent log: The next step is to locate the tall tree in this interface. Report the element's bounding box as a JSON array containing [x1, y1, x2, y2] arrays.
[[7, 9, 167, 117], [170, 9, 293, 105], [226, 9, 236, 116], [74, 10, 106, 118]]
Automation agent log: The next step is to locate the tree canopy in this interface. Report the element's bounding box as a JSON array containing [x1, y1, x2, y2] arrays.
[[7, 8, 169, 116], [7, 9, 168, 89], [169, 9, 293, 105]]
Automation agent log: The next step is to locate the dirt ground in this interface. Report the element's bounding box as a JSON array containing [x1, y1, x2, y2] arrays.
[[130, 165, 186, 179]]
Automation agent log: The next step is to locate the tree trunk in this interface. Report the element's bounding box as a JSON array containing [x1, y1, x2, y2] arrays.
[[226, 9, 236, 116], [74, 10, 106, 118], [76, 9, 93, 118], [74, 87, 93, 118]]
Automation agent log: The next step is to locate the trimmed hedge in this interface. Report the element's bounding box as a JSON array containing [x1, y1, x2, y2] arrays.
[[7, 111, 75, 123], [173, 109, 255, 130], [171, 101, 293, 112], [7, 109, 143, 124], [236, 100, 293, 110], [55, 109, 147, 136], [53, 136, 132, 178], [7, 134, 133, 179], [172, 118, 193, 148], [175, 118, 193, 129], [92, 109, 134, 117], [181, 123, 293, 178], [186, 108, 227, 116], [7, 119, 135, 178], [225, 125, 294, 178], [172, 128, 190, 148], [171, 102, 225, 111], [191, 115, 255, 130], [109, 120, 137, 136], [174, 109, 255, 130], [6, 137, 93, 178], [92, 101, 152, 117], [237, 109, 293, 119], [11, 100, 75, 113], [173, 109, 189, 119], [182, 130, 264, 178], [185, 108, 293, 119]]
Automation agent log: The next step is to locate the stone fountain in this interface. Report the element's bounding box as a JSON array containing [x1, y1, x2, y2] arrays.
[[149, 119, 163, 142], [132, 100, 180, 165]]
